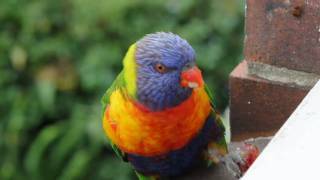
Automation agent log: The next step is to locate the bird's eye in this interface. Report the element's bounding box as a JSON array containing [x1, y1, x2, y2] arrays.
[[155, 63, 167, 73]]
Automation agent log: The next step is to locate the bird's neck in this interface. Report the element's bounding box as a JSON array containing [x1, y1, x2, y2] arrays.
[[136, 87, 192, 111]]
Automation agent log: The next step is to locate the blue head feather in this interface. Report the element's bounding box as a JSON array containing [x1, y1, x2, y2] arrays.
[[135, 32, 196, 111]]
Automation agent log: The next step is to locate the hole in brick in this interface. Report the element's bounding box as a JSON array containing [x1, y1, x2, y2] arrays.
[[292, 5, 303, 17]]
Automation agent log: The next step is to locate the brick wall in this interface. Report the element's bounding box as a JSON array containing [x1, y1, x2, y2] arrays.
[[229, 0, 320, 140]]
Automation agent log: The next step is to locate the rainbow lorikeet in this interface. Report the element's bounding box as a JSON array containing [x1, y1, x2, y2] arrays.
[[102, 32, 228, 179]]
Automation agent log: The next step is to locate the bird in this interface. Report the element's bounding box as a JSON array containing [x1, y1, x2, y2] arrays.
[[101, 32, 228, 180]]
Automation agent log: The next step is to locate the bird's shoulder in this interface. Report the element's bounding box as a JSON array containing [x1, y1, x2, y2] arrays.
[[101, 70, 128, 161], [101, 70, 126, 110]]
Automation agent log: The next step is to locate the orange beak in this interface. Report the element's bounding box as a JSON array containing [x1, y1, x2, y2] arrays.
[[180, 66, 204, 88]]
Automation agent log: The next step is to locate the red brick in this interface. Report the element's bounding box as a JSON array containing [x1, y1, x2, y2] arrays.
[[244, 0, 320, 74], [229, 61, 309, 141]]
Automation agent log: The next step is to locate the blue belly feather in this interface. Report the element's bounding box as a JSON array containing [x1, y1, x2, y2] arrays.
[[127, 115, 218, 177]]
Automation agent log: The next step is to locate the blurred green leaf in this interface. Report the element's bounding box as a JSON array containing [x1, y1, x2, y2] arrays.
[[49, 106, 87, 170], [35, 80, 56, 112], [93, 156, 133, 180], [0, 0, 245, 179], [58, 149, 92, 180], [24, 123, 64, 178]]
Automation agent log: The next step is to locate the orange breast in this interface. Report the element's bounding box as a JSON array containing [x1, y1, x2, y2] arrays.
[[102, 88, 211, 156]]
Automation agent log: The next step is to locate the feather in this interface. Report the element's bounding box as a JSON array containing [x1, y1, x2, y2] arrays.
[[101, 71, 127, 161], [204, 84, 228, 163]]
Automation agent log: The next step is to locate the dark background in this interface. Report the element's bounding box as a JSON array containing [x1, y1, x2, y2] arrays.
[[0, 0, 245, 179]]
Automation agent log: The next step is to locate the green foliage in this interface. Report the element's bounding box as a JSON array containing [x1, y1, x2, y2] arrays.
[[0, 0, 244, 179]]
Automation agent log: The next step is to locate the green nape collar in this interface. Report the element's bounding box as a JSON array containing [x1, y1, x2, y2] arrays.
[[123, 43, 138, 98]]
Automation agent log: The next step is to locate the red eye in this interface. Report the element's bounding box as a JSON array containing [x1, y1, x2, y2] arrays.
[[155, 63, 167, 73]]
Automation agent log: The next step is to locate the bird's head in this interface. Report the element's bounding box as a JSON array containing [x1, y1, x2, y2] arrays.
[[123, 32, 204, 111]]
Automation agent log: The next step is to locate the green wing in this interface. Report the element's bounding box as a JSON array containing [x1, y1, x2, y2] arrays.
[[204, 84, 228, 154], [101, 71, 125, 112], [101, 71, 128, 161]]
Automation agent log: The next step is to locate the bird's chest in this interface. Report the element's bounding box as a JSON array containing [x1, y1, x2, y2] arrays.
[[127, 115, 216, 176], [103, 88, 211, 156]]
